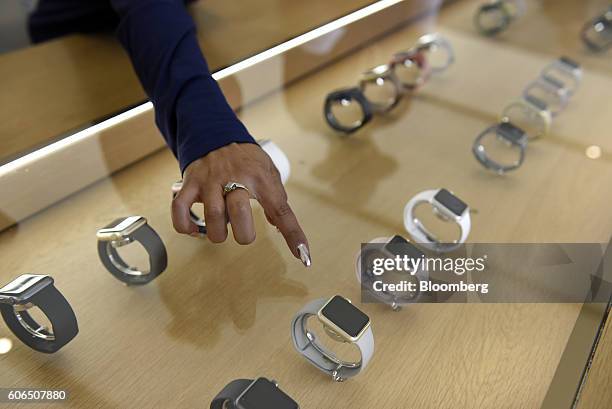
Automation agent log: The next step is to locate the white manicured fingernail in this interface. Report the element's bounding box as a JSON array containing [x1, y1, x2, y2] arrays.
[[297, 243, 311, 267]]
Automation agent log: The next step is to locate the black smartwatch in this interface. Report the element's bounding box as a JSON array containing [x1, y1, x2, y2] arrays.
[[324, 87, 374, 133], [211, 378, 299, 409], [474, 1, 512, 37], [96, 216, 168, 285], [581, 6, 612, 52], [0, 274, 78, 353]]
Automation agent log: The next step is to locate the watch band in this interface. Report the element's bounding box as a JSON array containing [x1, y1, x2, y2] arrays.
[[474, 1, 512, 37], [500, 96, 551, 140], [97, 223, 168, 285], [522, 75, 569, 117], [472, 122, 527, 174], [0, 284, 78, 353], [389, 49, 429, 91], [210, 379, 253, 409], [581, 7, 612, 53], [291, 298, 374, 382], [403, 189, 471, 253], [541, 57, 582, 97], [324, 87, 373, 133], [415, 33, 454, 73], [359, 64, 403, 113], [355, 237, 430, 309]]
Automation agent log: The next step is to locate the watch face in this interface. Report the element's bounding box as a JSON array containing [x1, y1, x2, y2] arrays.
[[0, 274, 53, 304], [524, 94, 548, 112], [96, 216, 147, 241], [541, 74, 564, 90], [497, 122, 527, 145], [385, 235, 425, 261], [319, 295, 370, 341], [559, 56, 579, 70], [434, 188, 468, 217], [237, 378, 298, 409]]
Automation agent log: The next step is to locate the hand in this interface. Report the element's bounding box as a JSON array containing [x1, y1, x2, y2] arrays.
[[171, 142, 311, 266]]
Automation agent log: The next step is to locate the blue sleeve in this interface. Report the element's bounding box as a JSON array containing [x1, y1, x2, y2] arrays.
[[110, 0, 256, 172]]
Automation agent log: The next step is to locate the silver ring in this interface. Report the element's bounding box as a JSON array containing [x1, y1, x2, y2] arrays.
[[223, 182, 250, 197]]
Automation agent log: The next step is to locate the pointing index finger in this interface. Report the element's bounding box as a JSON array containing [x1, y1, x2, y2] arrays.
[[257, 186, 310, 267]]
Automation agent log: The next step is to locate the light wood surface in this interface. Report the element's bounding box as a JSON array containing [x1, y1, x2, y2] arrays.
[[577, 309, 612, 409], [0, 0, 375, 164], [1, 1, 611, 408]]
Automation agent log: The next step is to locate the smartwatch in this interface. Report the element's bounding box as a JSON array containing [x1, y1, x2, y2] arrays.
[[541, 56, 582, 97], [210, 377, 298, 409], [324, 87, 373, 133], [474, 1, 513, 36], [473, 121, 528, 174], [358, 64, 403, 113], [356, 235, 429, 310], [389, 49, 429, 91], [414, 33, 454, 74], [500, 95, 551, 140], [0, 274, 78, 353], [522, 74, 569, 117], [403, 188, 471, 253], [96, 216, 168, 285], [581, 6, 612, 53], [291, 295, 374, 382]]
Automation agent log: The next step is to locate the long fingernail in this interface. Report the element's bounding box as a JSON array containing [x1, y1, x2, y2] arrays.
[[297, 243, 311, 267]]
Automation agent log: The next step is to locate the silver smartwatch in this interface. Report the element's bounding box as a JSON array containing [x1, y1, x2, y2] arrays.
[[359, 64, 403, 113], [291, 295, 374, 382], [356, 235, 429, 311], [541, 56, 582, 97], [96, 216, 168, 285], [581, 7, 612, 53], [403, 188, 471, 253], [0, 274, 78, 353], [500, 95, 551, 140], [413, 33, 454, 74], [522, 74, 570, 117], [472, 121, 528, 174], [474, 0, 525, 37], [389, 49, 429, 91], [210, 377, 298, 409], [474, 0, 513, 37]]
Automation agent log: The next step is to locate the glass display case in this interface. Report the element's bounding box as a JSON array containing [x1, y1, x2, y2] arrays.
[[0, 0, 611, 408]]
